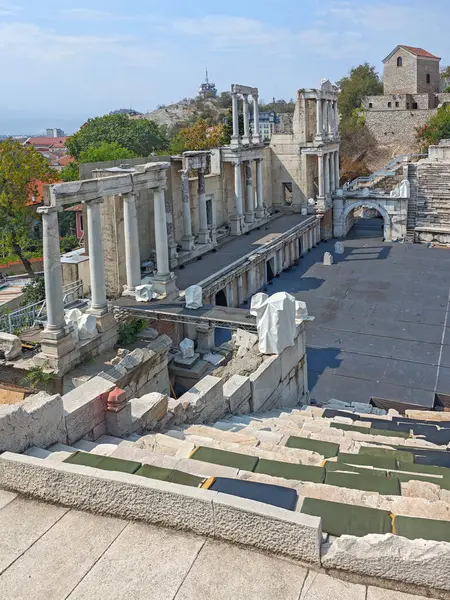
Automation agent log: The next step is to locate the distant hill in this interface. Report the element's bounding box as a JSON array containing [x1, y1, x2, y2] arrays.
[[132, 98, 229, 131], [110, 109, 143, 117]]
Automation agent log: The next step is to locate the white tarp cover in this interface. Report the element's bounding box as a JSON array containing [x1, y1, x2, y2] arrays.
[[65, 308, 83, 342], [179, 337, 195, 359], [135, 284, 155, 302], [77, 314, 98, 340], [295, 300, 308, 321], [251, 291, 297, 355], [185, 285, 203, 309]]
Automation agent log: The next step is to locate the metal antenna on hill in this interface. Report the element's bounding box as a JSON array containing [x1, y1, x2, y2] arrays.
[[205, 67, 209, 85]]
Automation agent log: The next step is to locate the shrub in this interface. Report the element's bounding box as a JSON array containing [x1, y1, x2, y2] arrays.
[[117, 318, 146, 345], [21, 276, 46, 306]]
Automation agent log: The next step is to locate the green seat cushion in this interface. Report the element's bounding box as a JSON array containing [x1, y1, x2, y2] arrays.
[[255, 459, 325, 483], [369, 428, 409, 439], [338, 452, 397, 470], [63, 452, 141, 474], [325, 470, 401, 495], [96, 456, 142, 474], [325, 461, 387, 477], [359, 446, 414, 464], [301, 497, 392, 537], [388, 470, 444, 486], [397, 461, 450, 477], [64, 451, 104, 468], [135, 465, 204, 487], [396, 515, 450, 543], [190, 446, 259, 471], [331, 423, 370, 434], [285, 436, 339, 458]]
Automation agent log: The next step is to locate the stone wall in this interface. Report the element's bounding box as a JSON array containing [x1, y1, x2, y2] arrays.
[[384, 48, 418, 94], [0, 318, 309, 451], [365, 108, 435, 147]]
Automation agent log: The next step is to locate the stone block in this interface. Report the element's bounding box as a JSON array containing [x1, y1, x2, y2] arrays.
[[322, 533, 450, 592], [323, 252, 334, 265], [0, 403, 28, 453], [106, 404, 132, 437], [63, 376, 114, 444], [130, 392, 168, 431], [280, 333, 305, 381], [22, 392, 66, 449], [334, 241, 345, 254], [179, 376, 226, 424], [352, 402, 373, 414], [250, 356, 281, 412], [223, 375, 251, 414], [0, 453, 215, 537], [0, 332, 21, 360], [213, 493, 322, 564]]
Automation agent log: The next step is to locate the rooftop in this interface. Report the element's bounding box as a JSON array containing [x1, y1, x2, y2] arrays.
[[383, 45, 441, 62]]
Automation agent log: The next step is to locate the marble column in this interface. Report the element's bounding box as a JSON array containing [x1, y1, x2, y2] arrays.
[[328, 101, 333, 137], [252, 93, 261, 144], [231, 92, 240, 147], [330, 152, 336, 192], [255, 158, 264, 219], [315, 97, 323, 141], [210, 195, 217, 246], [323, 100, 328, 138], [245, 162, 254, 223], [122, 193, 141, 294], [324, 153, 330, 196], [197, 167, 210, 244], [335, 150, 340, 188], [153, 187, 170, 277], [242, 94, 251, 145], [85, 198, 107, 315], [38, 206, 65, 332], [318, 154, 325, 197], [231, 160, 244, 235], [334, 102, 339, 137], [181, 170, 195, 251]]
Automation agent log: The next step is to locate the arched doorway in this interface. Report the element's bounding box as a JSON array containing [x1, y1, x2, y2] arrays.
[[339, 201, 392, 242], [215, 289, 227, 306], [214, 289, 230, 345]]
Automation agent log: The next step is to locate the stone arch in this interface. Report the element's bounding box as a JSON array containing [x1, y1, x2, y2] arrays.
[[341, 200, 392, 241]]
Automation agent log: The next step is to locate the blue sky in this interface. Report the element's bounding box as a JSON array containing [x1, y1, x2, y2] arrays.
[[1, 0, 449, 134]]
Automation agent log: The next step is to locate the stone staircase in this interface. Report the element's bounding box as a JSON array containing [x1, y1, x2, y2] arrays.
[[21, 403, 450, 532], [414, 161, 450, 231]]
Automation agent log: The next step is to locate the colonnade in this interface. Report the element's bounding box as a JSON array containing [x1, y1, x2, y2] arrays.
[[37, 166, 173, 341], [232, 158, 265, 233], [318, 149, 340, 197], [231, 85, 261, 147], [316, 98, 339, 140]]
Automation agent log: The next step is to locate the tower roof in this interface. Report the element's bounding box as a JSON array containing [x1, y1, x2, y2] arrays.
[[383, 45, 440, 63]]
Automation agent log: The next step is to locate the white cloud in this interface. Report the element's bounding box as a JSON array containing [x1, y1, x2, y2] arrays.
[[0, 1, 20, 16], [174, 15, 365, 60]]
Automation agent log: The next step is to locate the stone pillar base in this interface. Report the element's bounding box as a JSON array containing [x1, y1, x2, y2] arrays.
[[149, 272, 178, 299], [230, 215, 245, 236], [94, 310, 117, 334], [230, 137, 240, 149], [242, 136, 251, 145], [196, 324, 215, 353], [198, 230, 211, 245], [245, 212, 255, 224], [181, 236, 195, 252], [255, 208, 265, 220], [40, 327, 76, 359], [210, 228, 218, 246]]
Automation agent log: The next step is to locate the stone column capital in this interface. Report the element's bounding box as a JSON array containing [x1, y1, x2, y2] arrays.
[[37, 205, 62, 215], [120, 192, 137, 202], [82, 196, 104, 207]]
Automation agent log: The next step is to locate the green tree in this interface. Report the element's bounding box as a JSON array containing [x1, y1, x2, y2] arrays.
[[221, 110, 245, 145], [60, 162, 79, 182], [338, 63, 383, 126], [416, 105, 450, 151], [0, 139, 57, 277], [78, 141, 136, 163], [67, 114, 169, 159], [168, 119, 224, 153]]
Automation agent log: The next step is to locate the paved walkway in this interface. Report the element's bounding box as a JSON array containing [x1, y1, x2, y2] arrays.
[[0, 491, 431, 600], [174, 214, 307, 290]]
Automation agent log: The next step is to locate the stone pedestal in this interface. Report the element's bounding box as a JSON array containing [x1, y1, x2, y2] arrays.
[[196, 324, 215, 353], [149, 272, 178, 298], [230, 215, 245, 236]]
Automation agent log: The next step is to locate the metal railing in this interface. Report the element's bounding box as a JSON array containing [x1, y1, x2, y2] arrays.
[[0, 280, 84, 335], [345, 154, 427, 191]]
